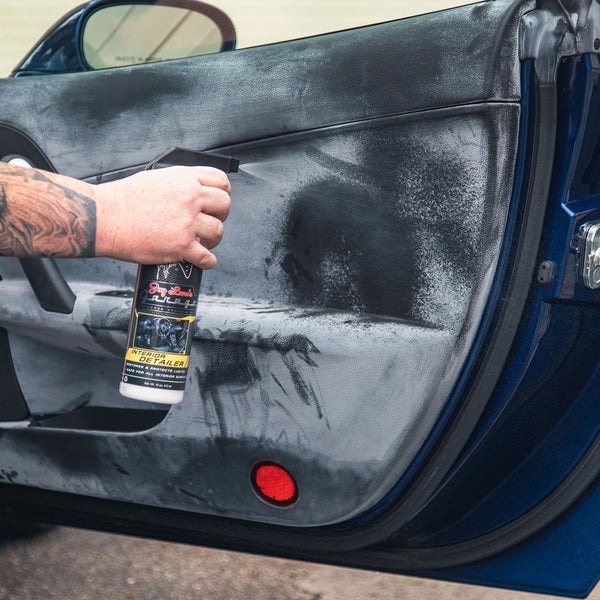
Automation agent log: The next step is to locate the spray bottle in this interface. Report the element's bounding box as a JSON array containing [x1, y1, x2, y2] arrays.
[[120, 148, 238, 404]]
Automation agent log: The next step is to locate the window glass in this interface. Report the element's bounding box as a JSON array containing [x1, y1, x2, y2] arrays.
[[0, 0, 482, 76], [83, 5, 224, 69]]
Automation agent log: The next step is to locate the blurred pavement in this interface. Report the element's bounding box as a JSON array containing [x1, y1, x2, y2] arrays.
[[0, 526, 596, 600]]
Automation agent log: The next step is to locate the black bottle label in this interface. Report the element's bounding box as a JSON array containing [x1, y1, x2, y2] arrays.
[[121, 262, 202, 392]]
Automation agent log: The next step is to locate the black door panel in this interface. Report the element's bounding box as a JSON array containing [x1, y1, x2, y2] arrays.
[[0, 99, 518, 529], [0, 2, 527, 179], [0, 0, 539, 573]]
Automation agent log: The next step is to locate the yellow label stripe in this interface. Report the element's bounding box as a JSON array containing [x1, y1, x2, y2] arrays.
[[125, 347, 189, 368], [136, 310, 196, 322]]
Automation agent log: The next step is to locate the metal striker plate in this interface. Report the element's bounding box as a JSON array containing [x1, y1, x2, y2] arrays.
[[583, 222, 600, 289]]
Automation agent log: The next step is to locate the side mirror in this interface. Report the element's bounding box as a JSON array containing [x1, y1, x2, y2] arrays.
[[11, 0, 236, 77], [81, 1, 236, 69]]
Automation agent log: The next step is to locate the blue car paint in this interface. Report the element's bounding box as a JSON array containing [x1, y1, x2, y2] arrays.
[[12, 0, 237, 77], [12, 7, 87, 76]]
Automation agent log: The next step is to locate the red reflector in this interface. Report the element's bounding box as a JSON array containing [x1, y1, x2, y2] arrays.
[[251, 461, 298, 507]]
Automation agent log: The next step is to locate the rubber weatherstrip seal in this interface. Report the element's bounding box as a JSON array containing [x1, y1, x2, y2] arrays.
[[303, 80, 560, 554], [350, 82, 578, 570], [354, 415, 600, 569]]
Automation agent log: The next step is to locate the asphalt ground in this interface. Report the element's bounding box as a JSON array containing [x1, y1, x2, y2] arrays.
[[0, 526, 597, 600]]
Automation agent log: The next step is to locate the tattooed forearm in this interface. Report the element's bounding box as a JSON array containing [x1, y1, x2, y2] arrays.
[[0, 163, 96, 258], [0, 162, 231, 267]]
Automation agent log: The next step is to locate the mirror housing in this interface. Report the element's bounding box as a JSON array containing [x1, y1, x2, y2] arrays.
[[11, 0, 236, 77]]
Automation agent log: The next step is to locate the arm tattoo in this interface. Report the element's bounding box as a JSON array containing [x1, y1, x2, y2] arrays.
[[0, 163, 96, 258]]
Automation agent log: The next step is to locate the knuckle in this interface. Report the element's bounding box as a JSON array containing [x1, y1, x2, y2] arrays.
[[220, 172, 231, 192], [212, 219, 224, 239], [222, 188, 232, 207], [209, 169, 230, 192], [188, 178, 203, 199], [198, 250, 216, 269], [218, 190, 231, 218]]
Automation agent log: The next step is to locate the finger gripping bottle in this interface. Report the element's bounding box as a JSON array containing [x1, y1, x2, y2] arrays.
[[119, 148, 238, 404]]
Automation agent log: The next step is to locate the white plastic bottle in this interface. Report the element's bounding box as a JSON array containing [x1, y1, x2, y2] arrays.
[[120, 261, 201, 404]]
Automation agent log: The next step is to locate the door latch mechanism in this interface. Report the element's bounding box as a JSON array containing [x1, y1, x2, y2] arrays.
[[582, 222, 600, 289]]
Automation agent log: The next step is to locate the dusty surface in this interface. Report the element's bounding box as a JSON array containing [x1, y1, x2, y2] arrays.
[[0, 526, 596, 600]]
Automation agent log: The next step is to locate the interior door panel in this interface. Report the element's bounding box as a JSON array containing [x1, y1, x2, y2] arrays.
[[0, 0, 525, 526], [0, 104, 521, 527]]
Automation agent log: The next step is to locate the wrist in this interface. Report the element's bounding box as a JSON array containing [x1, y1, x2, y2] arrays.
[[94, 182, 120, 259]]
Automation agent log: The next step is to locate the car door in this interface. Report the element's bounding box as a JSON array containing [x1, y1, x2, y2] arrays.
[[2, 0, 600, 596]]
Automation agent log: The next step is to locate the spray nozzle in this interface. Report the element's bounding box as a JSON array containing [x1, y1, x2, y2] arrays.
[[145, 147, 239, 174]]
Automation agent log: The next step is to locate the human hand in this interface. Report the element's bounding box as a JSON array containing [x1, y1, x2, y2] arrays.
[[95, 166, 231, 269]]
